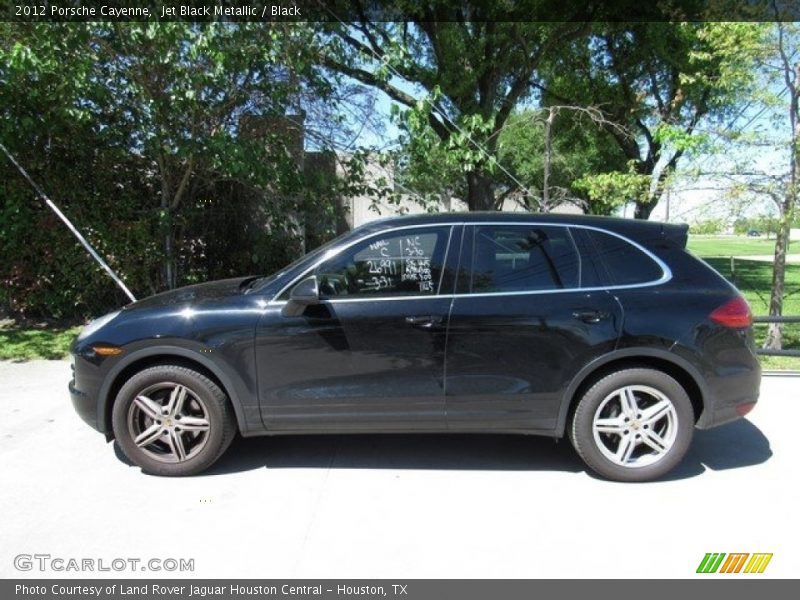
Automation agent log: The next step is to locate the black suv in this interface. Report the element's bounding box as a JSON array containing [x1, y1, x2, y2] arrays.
[[70, 213, 760, 481]]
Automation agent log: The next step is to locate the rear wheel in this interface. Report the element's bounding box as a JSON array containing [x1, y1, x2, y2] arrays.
[[569, 368, 694, 482], [112, 365, 236, 476]]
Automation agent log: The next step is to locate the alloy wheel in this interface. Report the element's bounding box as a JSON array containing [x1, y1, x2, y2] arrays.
[[126, 382, 211, 463], [591, 385, 678, 468]]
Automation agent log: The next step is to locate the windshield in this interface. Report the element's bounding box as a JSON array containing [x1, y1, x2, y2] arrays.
[[245, 229, 354, 294]]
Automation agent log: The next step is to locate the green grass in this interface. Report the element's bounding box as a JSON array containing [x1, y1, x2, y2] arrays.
[[701, 257, 800, 317], [697, 245, 800, 371], [687, 235, 798, 257], [0, 325, 81, 361]]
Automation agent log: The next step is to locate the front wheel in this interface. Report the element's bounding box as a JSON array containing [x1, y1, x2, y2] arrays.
[[112, 365, 236, 476], [569, 368, 694, 482]]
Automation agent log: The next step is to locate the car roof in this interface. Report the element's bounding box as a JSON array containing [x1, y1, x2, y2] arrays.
[[356, 211, 686, 243]]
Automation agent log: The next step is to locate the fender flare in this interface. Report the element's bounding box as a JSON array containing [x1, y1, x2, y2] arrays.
[[553, 346, 709, 437], [97, 345, 249, 436]]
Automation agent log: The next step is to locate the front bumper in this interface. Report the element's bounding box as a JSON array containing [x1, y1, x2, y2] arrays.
[[68, 353, 107, 434]]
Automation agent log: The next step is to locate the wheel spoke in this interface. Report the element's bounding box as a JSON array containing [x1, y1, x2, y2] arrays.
[[178, 416, 210, 432], [640, 429, 669, 454], [594, 416, 626, 435], [167, 385, 188, 417], [615, 434, 637, 464], [641, 399, 672, 425], [133, 395, 162, 421], [134, 423, 163, 448], [167, 429, 187, 461], [619, 387, 639, 416]]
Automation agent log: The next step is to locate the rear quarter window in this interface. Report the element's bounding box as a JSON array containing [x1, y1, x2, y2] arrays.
[[573, 228, 665, 287]]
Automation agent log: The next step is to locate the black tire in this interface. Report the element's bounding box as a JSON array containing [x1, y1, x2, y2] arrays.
[[569, 368, 694, 482], [112, 365, 236, 476]]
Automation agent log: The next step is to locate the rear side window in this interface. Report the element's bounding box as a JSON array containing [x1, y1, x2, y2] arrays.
[[467, 225, 580, 292], [575, 228, 664, 286]]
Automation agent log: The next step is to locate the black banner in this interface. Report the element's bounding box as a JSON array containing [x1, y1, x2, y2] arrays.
[[1, 0, 798, 23], [4, 580, 800, 600]]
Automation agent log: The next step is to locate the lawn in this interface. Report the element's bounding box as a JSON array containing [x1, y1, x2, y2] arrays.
[[691, 236, 800, 370], [0, 325, 81, 361], [687, 235, 798, 257]]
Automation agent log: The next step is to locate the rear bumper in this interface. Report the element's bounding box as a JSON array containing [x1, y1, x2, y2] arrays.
[[695, 358, 761, 430]]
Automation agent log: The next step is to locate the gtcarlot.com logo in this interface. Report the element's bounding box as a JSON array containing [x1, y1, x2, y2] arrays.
[[696, 552, 773, 574], [14, 554, 194, 572]]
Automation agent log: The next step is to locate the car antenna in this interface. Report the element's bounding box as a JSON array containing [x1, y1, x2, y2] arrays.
[[0, 141, 137, 303]]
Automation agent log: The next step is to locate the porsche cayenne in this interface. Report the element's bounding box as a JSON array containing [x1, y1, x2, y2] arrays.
[[69, 213, 761, 481]]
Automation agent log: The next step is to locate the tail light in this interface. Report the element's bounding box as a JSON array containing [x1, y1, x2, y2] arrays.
[[709, 296, 752, 329]]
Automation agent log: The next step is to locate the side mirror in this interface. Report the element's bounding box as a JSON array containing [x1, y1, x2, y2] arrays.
[[281, 276, 320, 317]]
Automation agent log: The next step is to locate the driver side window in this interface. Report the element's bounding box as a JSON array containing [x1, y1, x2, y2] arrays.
[[315, 226, 451, 298]]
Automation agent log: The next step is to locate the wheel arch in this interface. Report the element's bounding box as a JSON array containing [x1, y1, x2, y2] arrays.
[[555, 347, 708, 438], [98, 346, 247, 439]]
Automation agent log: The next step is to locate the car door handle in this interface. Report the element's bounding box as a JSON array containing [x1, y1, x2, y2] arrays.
[[572, 310, 609, 324], [405, 315, 444, 330]]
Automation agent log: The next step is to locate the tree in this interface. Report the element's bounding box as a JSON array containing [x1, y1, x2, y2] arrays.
[[540, 22, 766, 219], [764, 20, 799, 350], [1, 22, 354, 319], [317, 6, 594, 210], [90, 22, 329, 288], [497, 107, 631, 213]]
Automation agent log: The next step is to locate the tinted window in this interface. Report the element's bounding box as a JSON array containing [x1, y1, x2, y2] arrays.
[[468, 225, 579, 293], [580, 228, 664, 286], [314, 226, 450, 298]]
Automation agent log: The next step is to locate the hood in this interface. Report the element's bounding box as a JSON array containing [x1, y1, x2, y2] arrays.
[[122, 276, 258, 312]]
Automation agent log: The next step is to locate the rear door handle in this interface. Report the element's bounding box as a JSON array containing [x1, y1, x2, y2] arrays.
[[572, 310, 609, 324], [405, 315, 444, 330]]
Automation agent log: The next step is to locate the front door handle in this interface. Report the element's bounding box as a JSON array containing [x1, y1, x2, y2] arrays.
[[572, 309, 609, 324], [405, 315, 444, 330]]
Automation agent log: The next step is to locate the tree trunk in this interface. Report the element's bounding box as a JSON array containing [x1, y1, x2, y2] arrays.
[[634, 200, 656, 220], [466, 170, 495, 211], [765, 59, 799, 350], [764, 213, 789, 350], [163, 211, 176, 290], [542, 107, 556, 212]]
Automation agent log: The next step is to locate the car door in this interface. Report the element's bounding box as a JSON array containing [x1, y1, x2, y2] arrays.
[[444, 223, 623, 432], [255, 224, 461, 431]]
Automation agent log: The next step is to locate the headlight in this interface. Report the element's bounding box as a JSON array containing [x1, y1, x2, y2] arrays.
[[77, 310, 121, 341]]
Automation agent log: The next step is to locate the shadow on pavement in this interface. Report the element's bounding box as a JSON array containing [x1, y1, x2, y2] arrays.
[[206, 433, 584, 475], [664, 418, 773, 480], [192, 417, 771, 480]]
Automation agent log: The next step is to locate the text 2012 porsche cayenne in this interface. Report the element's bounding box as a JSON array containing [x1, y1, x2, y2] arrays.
[[70, 213, 761, 481]]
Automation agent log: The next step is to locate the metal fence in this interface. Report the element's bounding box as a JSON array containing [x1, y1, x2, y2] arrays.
[[753, 315, 800, 357]]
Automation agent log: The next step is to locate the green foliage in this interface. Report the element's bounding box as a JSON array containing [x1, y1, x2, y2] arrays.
[[688, 219, 727, 235], [540, 22, 768, 218], [732, 215, 783, 236], [497, 109, 630, 213], [572, 164, 652, 215], [321, 17, 596, 209], [0, 22, 341, 319]]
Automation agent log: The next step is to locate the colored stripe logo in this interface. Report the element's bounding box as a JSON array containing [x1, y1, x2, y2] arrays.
[[697, 553, 772, 573]]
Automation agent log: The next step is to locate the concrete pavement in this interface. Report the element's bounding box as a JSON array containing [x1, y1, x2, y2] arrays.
[[0, 359, 796, 578]]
